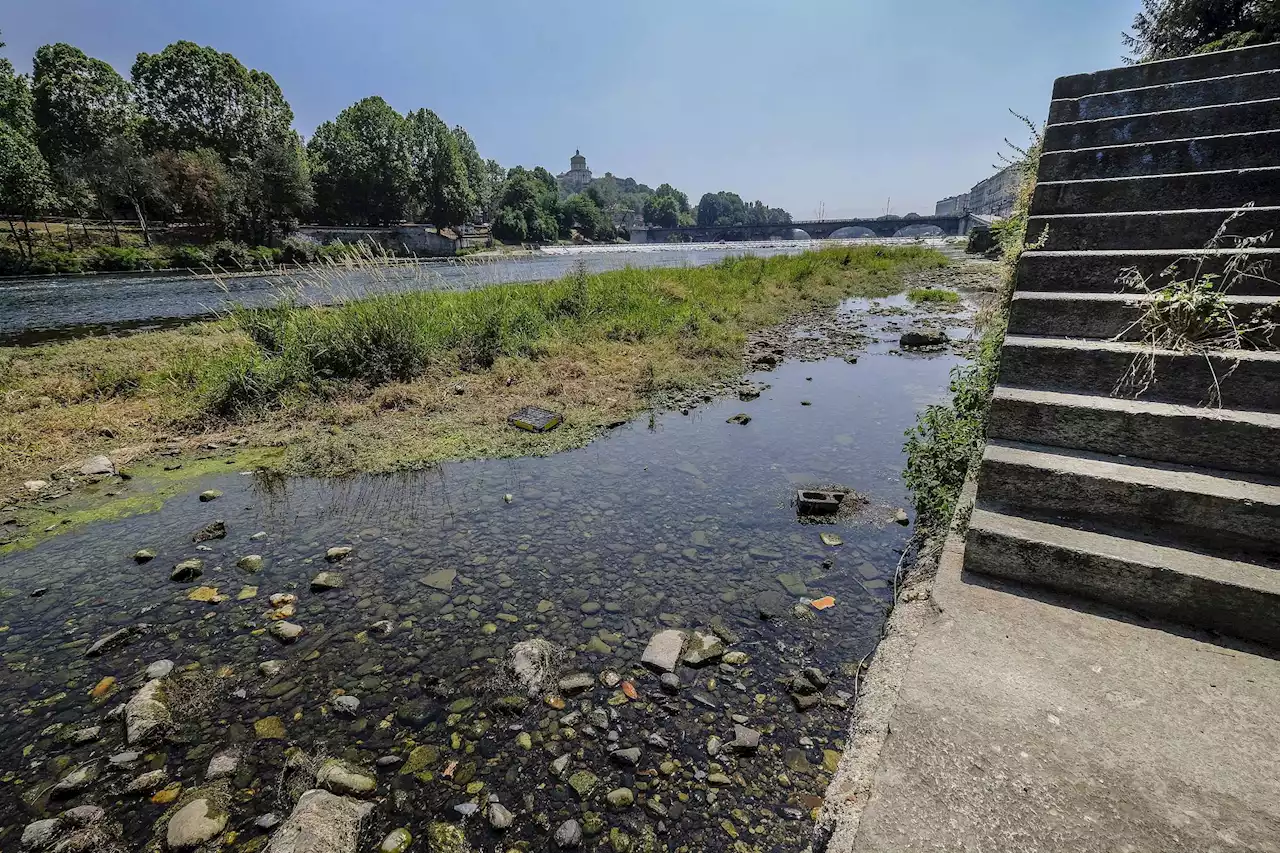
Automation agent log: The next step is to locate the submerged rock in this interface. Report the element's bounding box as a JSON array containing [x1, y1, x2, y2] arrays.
[[266, 789, 374, 853], [640, 630, 685, 673], [425, 822, 471, 853], [198, 489, 221, 502], [380, 828, 413, 853], [133, 549, 156, 564], [21, 818, 60, 849], [681, 631, 725, 666], [193, 520, 226, 542], [167, 796, 227, 849], [509, 639, 565, 696], [51, 762, 98, 797], [206, 749, 241, 780], [145, 659, 175, 679], [310, 571, 345, 592], [171, 559, 203, 582], [125, 678, 172, 745], [86, 624, 150, 657], [900, 328, 948, 348], [270, 621, 304, 643], [237, 554, 264, 573], [557, 673, 593, 694], [325, 546, 353, 562], [420, 568, 456, 591], [317, 759, 376, 797]]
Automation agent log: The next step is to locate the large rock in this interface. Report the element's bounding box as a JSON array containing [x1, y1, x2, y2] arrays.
[[266, 790, 375, 853], [167, 797, 228, 849], [509, 639, 564, 696], [86, 624, 150, 657], [125, 678, 172, 745], [21, 818, 60, 849], [315, 760, 375, 797], [79, 455, 115, 476], [681, 631, 725, 667], [641, 630, 685, 672], [900, 327, 948, 348]]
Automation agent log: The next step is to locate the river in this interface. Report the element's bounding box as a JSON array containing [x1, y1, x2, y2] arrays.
[[0, 285, 975, 852], [0, 239, 957, 346]]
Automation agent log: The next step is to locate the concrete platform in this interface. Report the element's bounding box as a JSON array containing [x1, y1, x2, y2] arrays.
[[819, 501, 1280, 853]]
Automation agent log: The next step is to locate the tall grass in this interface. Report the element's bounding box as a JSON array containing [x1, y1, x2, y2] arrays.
[[207, 245, 946, 417]]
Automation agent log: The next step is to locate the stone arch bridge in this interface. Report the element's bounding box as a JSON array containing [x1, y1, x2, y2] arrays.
[[630, 214, 977, 244]]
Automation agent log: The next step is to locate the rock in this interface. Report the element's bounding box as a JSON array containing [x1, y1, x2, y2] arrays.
[[250, 531, 268, 541], [68, 725, 101, 744], [237, 555, 264, 573], [80, 455, 115, 476], [259, 660, 286, 677], [317, 759, 375, 797], [509, 638, 563, 696], [23, 479, 48, 493], [425, 823, 471, 853], [453, 803, 478, 817], [731, 725, 761, 752], [171, 559, 203, 582], [401, 744, 439, 774], [254, 716, 286, 740], [606, 788, 635, 809], [421, 568, 457, 591], [792, 692, 821, 711], [707, 772, 732, 786], [726, 413, 752, 425], [86, 623, 149, 657], [126, 768, 169, 793], [894, 508, 910, 525], [804, 666, 831, 689], [133, 549, 156, 564], [640, 630, 685, 673], [310, 571, 344, 592], [270, 621, 303, 643], [550, 754, 571, 777], [206, 749, 241, 780], [567, 770, 598, 798], [193, 520, 226, 542], [488, 803, 514, 830], [325, 546, 352, 562], [266, 789, 375, 853], [198, 489, 221, 502], [167, 797, 227, 849], [611, 747, 641, 766], [706, 735, 723, 756], [776, 573, 809, 597], [722, 651, 749, 665], [332, 695, 360, 716], [599, 670, 621, 688], [90, 675, 116, 698], [900, 328, 948, 347], [659, 673, 680, 694], [125, 679, 172, 744], [109, 751, 141, 768], [62, 805, 105, 826], [380, 828, 413, 853], [21, 818, 61, 849], [269, 593, 296, 607], [557, 673, 593, 694], [51, 762, 98, 797], [755, 590, 790, 620], [681, 631, 725, 666], [689, 690, 718, 709], [555, 820, 583, 848], [146, 659, 175, 679]]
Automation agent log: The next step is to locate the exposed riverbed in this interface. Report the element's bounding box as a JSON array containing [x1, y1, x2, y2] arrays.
[[0, 239, 958, 345], [0, 274, 980, 852]]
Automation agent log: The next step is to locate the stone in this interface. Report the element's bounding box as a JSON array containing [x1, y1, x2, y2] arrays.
[[256, 813, 282, 831], [489, 803, 514, 830], [171, 559, 203, 582], [86, 623, 149, 656], [152, 783, 183, 804], [380, 828, 413, 853], [52, 762, 98, 796], [402, 744, 440, 774], [250, 531, 268, 541], [167, 797, 227, 849], [894, 508, 910, 525], [804, 666, 831, 689], [237, 555, 264, 573], [270, 621, 304, 643], [259, 660, 286, 677], [568, 770, 598, 798], [198, 489, 221, 502], [550, 754, 571, 777], [731, 725, 761, 751], [792, 692, 821, 711], [80, 455, 115, 476], [125, 678, 172, 744], [640, 630, 685, 673], [420, 568, 457, 591], [900, 327, 948, 347], [707, 772, 732, 786], [311, 571, 345, 592], [267, 789, 375, 853], [789, 672, 820, 696], [776, 573, 809, 597], [681, 631, 726, 666], [193, 520, 226, 542], [127, 768, 169, 793], [755, 590, 790, 620], [134, 549, 156, 564], [557, 673, 594, 694], [555, 820, 583, 848], [23, 479, 48, 492], [722, 651, 749, 665], [325, 546, 352, 562], [317, 759, 376, 796], [332, 695, 360, 716], [255, 716, 286, 740], [146, 659, 175, 679], [109, 751, 141, 767], [659, 673, 681, 693], [606, 788, 635, 809], [22, 818, 60, 849], [706, 735, 723, 757], [611, 747, 641, 766], [206, 749, 241, 780], [68, 725, 101, 744]]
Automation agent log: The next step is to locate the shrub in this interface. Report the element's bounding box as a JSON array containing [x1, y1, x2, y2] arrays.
[[92, 246, 158, 272], [210, 240, 253, 270], [908, 288, 960, 304], [493, 208, 528, 243], [280, 237, 318, 265], [167, 245, 210, 268]]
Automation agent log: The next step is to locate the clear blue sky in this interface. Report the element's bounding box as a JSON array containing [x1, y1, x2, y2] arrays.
[[5, 0, 1139, 218]]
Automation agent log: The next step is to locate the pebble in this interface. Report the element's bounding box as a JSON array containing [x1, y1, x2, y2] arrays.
[[325, 545, 353, 562], [145, 659, 175, 679], [611, 747, 641, 766], [311, 571, 345, 591], [198, 489, 221, 502], [236, 554, 264, 572], [206, 749, 241, 780], [489, 803, 515, 830], [554, 819, 583, 848], [171, 559, 204, 582], [557, 672, 594, 694], [640, 629, 685, 672], [606, 788, 635, 809], [133, 549, 156, 563], [380, 827, 413, 853], [332, 694, 361, 716], [269, 621, 304, 643], [317, 759, 376, 796], [126, 768, 169, 793], [659, 673, 681, 693]]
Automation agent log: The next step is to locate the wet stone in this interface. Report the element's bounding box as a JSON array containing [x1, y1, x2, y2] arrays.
[[681, 631, 726, 666], [133, 549, 156, 564], [568, 770, 598, 798], [420, 569, 457, 591], [271, 789, 374, 853], [317, 759, 376, 797], [557, 673, 594, 694], [193, 520, 226, 542], [489, 803, 514, 830], [166, 796, 227, 849], [555, 819, 583, 848], [270, 621, 304, 643], [325, 546, 353, 562], [606, 787, 635, 809], [611, 747, 641, 766], [311, 571, 345, 592], [51, 762, 98, 797], [198, 489, 221, 502], [236, 554, 264, 573], [380, 828, 413, 853], [640, 629, 685, 673], [659, 673, 681, 694], [171, 559, 203, 582], [127, 768, 169, 792], [731, 725, 761, 752]]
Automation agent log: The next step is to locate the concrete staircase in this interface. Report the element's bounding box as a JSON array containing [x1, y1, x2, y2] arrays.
[[965, 42, 1280, 647]]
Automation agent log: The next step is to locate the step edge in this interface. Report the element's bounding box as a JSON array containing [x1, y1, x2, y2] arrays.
[[1052, 67, 1280, 105], [1045, 96, 1280, 132], [1002, 334, 1280, 363], [1036, 165, 1280, 188], [1040, 127, 1280, 158], [991, 385, 1280, 426]]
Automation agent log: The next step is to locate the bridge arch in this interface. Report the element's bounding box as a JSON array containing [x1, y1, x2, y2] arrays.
[[893, 224, 946, 239], [828, 226, 877, 239], [786, 228, 813, 240]]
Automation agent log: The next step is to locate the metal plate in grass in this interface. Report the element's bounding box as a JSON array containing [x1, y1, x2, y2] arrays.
[[508, 406, 563, 433]]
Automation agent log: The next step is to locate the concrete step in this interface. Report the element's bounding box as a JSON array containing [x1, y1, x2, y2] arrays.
[[1040, 131, 1280, 183], [1006, 291, 1279, 341], [1031, 167, 1280, 216], [1050, 69, 1280, 124], [965, 508, 1280, 647], [977, 441, 1280, 565], [1016, 248, 1280, 295], [1053, 42, 1280, 99], [1043, 98, 1280, 152], [999, 335, 1280, 412], [1027, 208, 1280, 251], [988, 386, 1280, 477]]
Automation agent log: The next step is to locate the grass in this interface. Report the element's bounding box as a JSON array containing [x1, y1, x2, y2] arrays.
[[907, 287, 960, 304], [0, 245, 947, 497]]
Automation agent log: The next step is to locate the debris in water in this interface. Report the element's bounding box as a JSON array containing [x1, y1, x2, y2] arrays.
[[820, 533, 843, 546], [726, 413, 752, 425], [187, 586, 226, 603], [797, 490, 845, 516], [508, 406, 562, 433], [811, 596, 836, 611]]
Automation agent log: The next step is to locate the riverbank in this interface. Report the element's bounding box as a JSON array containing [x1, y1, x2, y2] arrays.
[[0, 246, 968, 547]]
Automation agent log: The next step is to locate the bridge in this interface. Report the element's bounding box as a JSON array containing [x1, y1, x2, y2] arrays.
[[629, 214, 978, 244]]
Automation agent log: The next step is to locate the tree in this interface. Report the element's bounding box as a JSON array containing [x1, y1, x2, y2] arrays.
[[1125, 0, 1280, 60], [696, 191, 747, 227], [0, 124, 55, 257], [406, 109, 473, 226], [32, 44, 133, 169], [654, 183, 689, 213], [235, 132, 313, 243], [452, 125, 498, 222], [492, 166, 562, 243], [481, 158, 506, 222], [643, 193, 681, 228], [150, 147, 235, 231], [493, 206, 527, 242], [308, 96, 413, 225], [562, 193, 613, 240]]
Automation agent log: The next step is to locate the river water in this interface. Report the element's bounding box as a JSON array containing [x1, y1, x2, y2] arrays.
[[0, 239, 953, 345], [0, 290, 971, 851]]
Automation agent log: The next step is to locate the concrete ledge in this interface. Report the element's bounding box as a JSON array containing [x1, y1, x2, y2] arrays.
[[1040, 131, 1280, 183], [1016, 248, 1280, 295], [1027, 207, 1280, 252], [978, 440, 1280, 565], [1050, 69, 1280, 123], [988, 386, 1280, 477], [1006, 292, 1279, 340], [1031, 167, 1280, 216], [1044, 98, 1280, 152], [1053, 41, 1280, 99], [999, 335, 1280, 412]]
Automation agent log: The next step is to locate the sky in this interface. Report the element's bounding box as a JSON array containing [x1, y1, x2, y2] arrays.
[[4, 0, 1141, 219]]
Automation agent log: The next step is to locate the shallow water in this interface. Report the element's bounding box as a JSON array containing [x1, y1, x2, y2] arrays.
[[0, 238, 953, 345], [0, 298, 967, 851]]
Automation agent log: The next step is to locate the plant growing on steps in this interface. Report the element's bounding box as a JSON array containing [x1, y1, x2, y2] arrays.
[[1113, 205, 1278, 406]]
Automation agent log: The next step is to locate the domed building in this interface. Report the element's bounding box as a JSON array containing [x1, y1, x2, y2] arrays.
[[558, 150, 593, 193]]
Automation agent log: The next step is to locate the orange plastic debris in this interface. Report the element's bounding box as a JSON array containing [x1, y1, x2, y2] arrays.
[[442, 760, 458, 778], [810, 596, 836, 611], [90, 676, 116, 698], [621, 681, 639, 700]]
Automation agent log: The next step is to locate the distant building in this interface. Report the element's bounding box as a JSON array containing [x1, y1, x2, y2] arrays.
[[935, 164, 1020, 218], [558, 150, 593, 193]]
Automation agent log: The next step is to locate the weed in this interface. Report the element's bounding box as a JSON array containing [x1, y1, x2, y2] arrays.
[[907, 288, 960, 304]]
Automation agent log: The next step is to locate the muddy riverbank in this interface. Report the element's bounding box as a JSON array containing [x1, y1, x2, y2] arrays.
[[0, 261, 989, 852]]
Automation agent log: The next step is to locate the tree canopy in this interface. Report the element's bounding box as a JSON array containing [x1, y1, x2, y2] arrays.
[[1125, 0, 1280, 60]]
